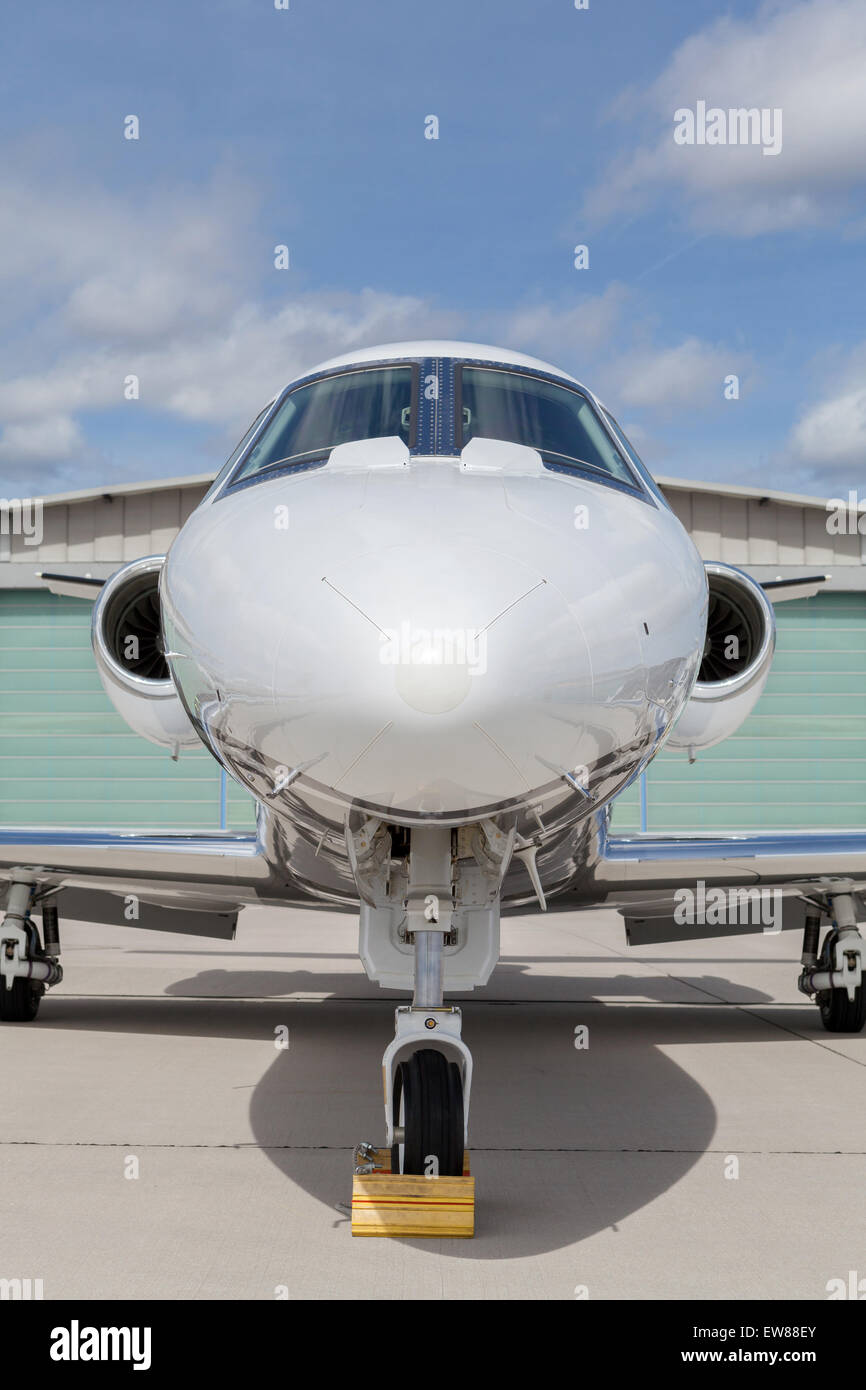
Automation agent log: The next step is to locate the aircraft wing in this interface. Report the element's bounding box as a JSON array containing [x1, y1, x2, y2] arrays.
[[760, 573, 830, 602], [594, 824, 866, 944], [38, 572, 106, 600], [598, 826, 866, 892], [0, 827, 279, 939]]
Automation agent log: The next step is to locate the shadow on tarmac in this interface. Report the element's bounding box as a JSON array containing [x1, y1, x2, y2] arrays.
[[34, 954, 792, 1258]]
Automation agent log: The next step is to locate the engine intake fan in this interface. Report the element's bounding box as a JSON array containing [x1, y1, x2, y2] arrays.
[[667, 562, 776, 756], [91, 556, 200, 752]]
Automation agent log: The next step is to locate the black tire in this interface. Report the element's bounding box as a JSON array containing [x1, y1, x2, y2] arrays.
[[817, 933, 866, 1033], [391, 1048, 464, 1177], [0, 976, 42, 1022], [819, 983, 866, 1032]]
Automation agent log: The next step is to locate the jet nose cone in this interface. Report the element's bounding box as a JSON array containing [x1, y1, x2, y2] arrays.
[[162, 470, 682, 824], [323, 544, 551, 721], [260, 541, 618, 817], [388, 631, 478, 715]]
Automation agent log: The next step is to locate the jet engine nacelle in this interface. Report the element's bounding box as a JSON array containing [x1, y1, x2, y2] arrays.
[[666, 562, 775, 756], [91, 556, 199, 752]]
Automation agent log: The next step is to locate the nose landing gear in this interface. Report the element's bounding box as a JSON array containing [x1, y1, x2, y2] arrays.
[[349, 818, 513, 1233], [383, 828, 472, 1177]]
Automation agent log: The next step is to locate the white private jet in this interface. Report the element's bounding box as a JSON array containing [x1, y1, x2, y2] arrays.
[[6, 340, 866, 1179]]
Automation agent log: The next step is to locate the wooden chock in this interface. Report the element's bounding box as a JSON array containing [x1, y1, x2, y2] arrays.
[[351, 1148, 474, 1238]]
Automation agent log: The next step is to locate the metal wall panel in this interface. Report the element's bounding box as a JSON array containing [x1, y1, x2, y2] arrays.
[[614, 592, 866, 831], [0, 591, 255, 829]]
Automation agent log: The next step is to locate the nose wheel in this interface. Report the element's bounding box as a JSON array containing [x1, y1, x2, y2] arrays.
[[391, 1048, 464, 1176]]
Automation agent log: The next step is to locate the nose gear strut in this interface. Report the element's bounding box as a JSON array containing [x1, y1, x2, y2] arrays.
[[350, 820, 514, 1179]]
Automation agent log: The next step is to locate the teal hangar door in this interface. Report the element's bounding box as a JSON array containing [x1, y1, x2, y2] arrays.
[[613, 591, 866, 832], [0, 589, 256, 830]]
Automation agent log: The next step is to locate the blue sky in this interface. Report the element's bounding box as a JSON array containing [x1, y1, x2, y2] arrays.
[[1, 0, 865, 497]]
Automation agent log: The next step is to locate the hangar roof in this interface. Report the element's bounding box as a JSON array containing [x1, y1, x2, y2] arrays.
[[0, 467, 862, 590], [14, 468, 852, 513]]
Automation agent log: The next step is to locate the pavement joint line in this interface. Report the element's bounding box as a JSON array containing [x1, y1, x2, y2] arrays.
[[44, 994, 835, 1007], [571, 936, 756, 1009], [653, 977, 866, 1071], [493, 937, 866, 1064], [739, 1005, 866, 1069], [1, 1141, 865, 1154], [555, 931, 803, 1011]]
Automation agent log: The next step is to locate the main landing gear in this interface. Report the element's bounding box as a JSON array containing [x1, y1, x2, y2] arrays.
[[798, 888, 866, 1033], [0, 874, 63, 1023]]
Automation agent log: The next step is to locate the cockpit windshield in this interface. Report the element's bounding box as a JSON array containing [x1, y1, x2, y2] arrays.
[[221, 357, 649, 498], [232, 365, 415, 482], [458, 367, 637, 487]]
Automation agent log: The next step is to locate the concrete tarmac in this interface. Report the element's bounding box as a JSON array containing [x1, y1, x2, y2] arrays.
[[1, 903, 864, 1300]]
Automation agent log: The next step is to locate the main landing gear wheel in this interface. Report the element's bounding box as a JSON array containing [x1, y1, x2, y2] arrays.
[[818, 977, 866, 1034], [391, 1048, 464, 1177], [799, 897, 866, 1034], [817, 932, 866, 1033], [818, 983, 866, 1032], [0, 976, 42, 1022]]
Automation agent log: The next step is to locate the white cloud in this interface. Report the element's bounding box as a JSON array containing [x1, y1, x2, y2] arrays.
[[0, 168, 248, 318], [608, 337, 750, 411], [64, 267, 239, 344], [498, 294, 749, 418], [501, 284, 631, 368], [0, 414, 84, 465], [0, 290, 460, 434], [585, 0, 866, 234], [0, 161, 752, 489], [779, 340, 866, 494], [0, 163, 463, 480], [790, 384, 866, 468]]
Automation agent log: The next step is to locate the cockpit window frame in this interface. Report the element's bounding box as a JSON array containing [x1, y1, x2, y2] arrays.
[[201, 401, 275, 504], [600, 406, 670, 510], [454, 362, 652, 502], [209, 356, 658, 505], [220, 360, 421, 496]]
